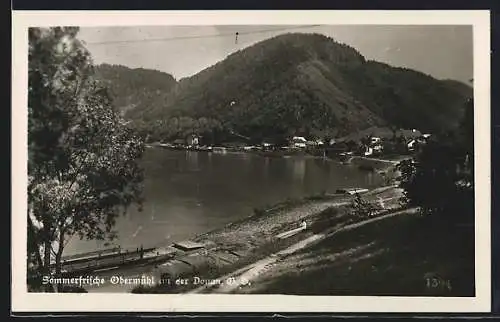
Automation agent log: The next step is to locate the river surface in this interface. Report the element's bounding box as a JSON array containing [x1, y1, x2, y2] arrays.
[[64, 148, 385, 256]]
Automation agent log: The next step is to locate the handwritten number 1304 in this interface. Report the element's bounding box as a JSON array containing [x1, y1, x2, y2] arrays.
[[426, 278, 452, 290]]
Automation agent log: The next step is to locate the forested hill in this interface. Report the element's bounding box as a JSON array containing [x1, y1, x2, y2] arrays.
[[94, 64, 177, 116], [96, 33, 472, 143]]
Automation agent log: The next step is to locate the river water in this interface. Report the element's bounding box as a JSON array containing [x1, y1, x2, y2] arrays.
[[64, 148, 385, 256]]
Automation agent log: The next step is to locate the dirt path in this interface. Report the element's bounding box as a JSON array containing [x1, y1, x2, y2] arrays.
[[189, 204, 416, 294]]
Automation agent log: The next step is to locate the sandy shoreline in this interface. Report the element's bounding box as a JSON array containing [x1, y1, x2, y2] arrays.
[[121, 185, 404, 294]]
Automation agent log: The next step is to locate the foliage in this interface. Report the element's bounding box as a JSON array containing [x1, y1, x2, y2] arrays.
[[338, 61, 471, 133], [93, 63, 177, 117], [397, 98, 474, 224], [349, 194, 382, 219], [28, 27, 145, 291], [132, 116, 224, 143], [95, 32, 471, 143]]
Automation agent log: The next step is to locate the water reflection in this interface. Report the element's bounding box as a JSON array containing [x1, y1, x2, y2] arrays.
[[65, 150, 385, 256], [292, 158, 306, 183], [263, 157, 270, 177], [186, 151, 199, 171], [365, 171, 374, 186]]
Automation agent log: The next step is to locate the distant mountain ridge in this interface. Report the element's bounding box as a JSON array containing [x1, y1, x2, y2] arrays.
[[94, 64, 177, 116], [94, 33, 472, 143]]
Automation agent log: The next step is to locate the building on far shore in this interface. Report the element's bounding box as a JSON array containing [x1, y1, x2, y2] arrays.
[[186, 134, 200, 146], [172, 138, 186, 147], [261, 138, 278, 150], [291, 136, 307, 148], [370, 137, 381, 145], [407, 133, 432, 152]]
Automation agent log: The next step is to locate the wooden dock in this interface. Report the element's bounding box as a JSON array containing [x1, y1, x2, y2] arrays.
[[58, 246, 176, 276]]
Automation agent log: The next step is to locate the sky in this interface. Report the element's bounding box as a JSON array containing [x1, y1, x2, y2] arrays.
[[78, 25, 473, 84]]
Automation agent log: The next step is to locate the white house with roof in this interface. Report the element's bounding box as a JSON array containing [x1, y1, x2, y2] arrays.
[[291, 136, 307, 148], [315, 139, 324, 146], [407, 139, 416, 149], [186, 134, 200, 146], [407, 137, 428, 151], [370, 137, 381, 145]]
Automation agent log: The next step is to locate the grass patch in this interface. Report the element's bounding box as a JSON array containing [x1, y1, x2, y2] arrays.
[[248, 213, 475, 296]]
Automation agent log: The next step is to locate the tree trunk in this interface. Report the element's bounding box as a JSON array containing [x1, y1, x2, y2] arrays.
[[43, 238, 54, 292], [54, 230, 65, 292], [38, 209, 56, 293], [55, 252, 63, 292], [27, 215, 43, 270], [27, 215, 45, 292]]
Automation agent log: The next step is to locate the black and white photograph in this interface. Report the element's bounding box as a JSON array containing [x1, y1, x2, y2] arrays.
[[12, 10, 491, 312]]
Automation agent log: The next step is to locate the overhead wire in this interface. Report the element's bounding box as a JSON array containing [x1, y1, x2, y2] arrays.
[[84, 24, 322, 45]]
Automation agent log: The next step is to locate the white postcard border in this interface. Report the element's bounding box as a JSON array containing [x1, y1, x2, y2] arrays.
[[11, 10, 491, 313]]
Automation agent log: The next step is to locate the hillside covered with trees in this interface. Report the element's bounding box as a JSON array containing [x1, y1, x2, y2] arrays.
[[94, 33, 472, 144], [94, 64, 177, 117]]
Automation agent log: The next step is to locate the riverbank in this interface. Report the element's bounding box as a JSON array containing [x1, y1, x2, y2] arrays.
[[148, 142, 410, 165], [129, 185, 404, 294], [190, 207, 421, 295]]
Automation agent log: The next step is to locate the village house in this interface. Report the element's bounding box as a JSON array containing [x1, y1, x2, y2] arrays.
[[407, 139, 417, 151], [260, 138, 278, 150], [407, 134, 431, 152], [261, 142, 274, 151], [373, 144, 383, 154], [364, 144, 383, 156], [362, 135, 384, 156], [370, 137, 381, 145], [314, 139, 325, 146], [172, 138, 186, 147], [291, 136, 307, 149], [186, 134, 200, 146]]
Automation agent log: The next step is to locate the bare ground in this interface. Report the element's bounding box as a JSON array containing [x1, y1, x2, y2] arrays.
[[131, 186, 404, 294]]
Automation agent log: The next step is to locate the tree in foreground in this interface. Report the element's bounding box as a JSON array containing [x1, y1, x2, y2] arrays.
[[27, 27, 145, 291], [397, 98, 474, 225]]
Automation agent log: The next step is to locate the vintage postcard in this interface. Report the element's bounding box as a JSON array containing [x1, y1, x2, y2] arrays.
[[12, 10, 491, 312]]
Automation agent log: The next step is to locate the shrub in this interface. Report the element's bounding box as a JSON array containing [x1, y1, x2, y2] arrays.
[[349, 194, 381, 219]]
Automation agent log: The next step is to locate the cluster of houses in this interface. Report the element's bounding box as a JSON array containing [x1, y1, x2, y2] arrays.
[[289, 136, 324, 149], [154, 134, 324, 152], [152, 128, 432, 157], [355, 130, 432, 157], [289, 130, 432, 156]]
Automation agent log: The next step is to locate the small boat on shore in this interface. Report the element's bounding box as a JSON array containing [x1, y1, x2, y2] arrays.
[[335, 188, 369, 195]]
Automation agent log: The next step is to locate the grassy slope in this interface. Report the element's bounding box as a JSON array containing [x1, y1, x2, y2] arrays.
[[243, 213, 475, 296]]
